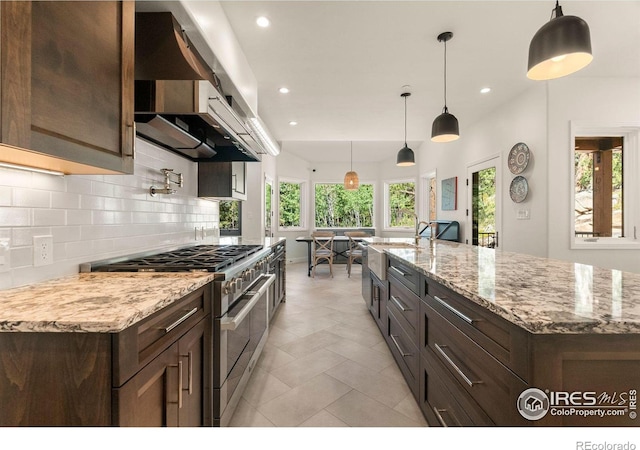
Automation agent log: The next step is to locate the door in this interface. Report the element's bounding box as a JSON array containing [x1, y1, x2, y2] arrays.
[[466, 156, 502, 248], [265, 176, 274, 237]]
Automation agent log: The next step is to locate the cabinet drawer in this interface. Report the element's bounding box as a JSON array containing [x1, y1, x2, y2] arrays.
[[387, 257, 420, 295], [422, 299, 529, 425], [386, 308, 419, 398], [420, 351, 493, 426], [423, 278, 528, 380], [113, 283, 212, 386], [388, 279, 419, 343]]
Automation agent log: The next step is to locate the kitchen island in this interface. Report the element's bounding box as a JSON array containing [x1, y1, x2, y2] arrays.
[[363, 239, 640, 426]]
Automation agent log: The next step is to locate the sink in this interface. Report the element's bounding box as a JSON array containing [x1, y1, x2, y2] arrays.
[[368, 242, 416, 280]]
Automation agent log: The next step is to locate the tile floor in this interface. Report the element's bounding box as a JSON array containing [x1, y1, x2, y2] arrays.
[[229, 261, 428, 427]]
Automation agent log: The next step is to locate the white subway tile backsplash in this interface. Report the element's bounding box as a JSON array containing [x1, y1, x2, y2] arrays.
[[0, 207, 31, 226], [13, 188, 51, 208], [51, 191, 81, 209], [0, 139, 219, 289], [33, 209, 66, 226], [0, 187, 11, 206]]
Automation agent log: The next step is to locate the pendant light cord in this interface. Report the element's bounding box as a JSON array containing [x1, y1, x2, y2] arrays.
[[350, 141, 353, 171], [443, 39, 447, 110], [404, 95, 408, 145]]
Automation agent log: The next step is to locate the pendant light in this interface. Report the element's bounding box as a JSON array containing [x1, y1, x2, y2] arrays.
[[396, 91, 415, 167], [527, 1, 592, 80], [344, 141, 359, 190], [431, 32, 459, 143]]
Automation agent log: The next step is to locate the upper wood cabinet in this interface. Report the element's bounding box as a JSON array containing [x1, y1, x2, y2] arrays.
[[198, 161, 248, 201], [0, 1, 135, 174]]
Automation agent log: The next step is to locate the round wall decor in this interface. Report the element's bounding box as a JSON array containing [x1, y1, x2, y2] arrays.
[[508, 142, 530, 174], [509, 176, 529, 203]]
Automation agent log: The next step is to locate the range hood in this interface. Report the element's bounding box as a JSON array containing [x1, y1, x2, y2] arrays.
[[134, 12, 278, 161]]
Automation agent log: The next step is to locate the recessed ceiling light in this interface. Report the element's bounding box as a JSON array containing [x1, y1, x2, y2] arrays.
[[256, 16, 270, 27], [279, 87, 290, 94], [480, 87, 491, 94], [289, 121, 298, 126]]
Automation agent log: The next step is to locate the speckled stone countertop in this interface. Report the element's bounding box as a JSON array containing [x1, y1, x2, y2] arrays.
[[0, 272, 216, 333], [0, 239, 286, 333], [370, 239, 640, 335]]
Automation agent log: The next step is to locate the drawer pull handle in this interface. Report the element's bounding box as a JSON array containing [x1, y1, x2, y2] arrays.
[[433, 407, 449, 427], [390, 334, 412, 357], [390, 295, 411, 312], [165, 307, 198, 333], [434, 343, 482, 388], [433, 295, 474, 324], [390, 266, 409, 277]]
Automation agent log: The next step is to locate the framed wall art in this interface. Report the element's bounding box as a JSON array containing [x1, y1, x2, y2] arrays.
[[441, 176, 457, 211]]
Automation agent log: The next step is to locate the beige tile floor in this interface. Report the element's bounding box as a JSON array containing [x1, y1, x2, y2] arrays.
[[229, 261, 428, 427]]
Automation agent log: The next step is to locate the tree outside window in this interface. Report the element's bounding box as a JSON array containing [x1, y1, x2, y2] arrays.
[[387, 181, 416, 228], [279, 181, 304, 228], [219, 200, 241, 236], [314, 183, 374, 228]]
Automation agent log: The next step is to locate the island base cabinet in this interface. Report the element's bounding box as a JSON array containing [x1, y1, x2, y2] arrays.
[[386, 308, 419, 399], [114, 318, 210, 427], [419, 350, 493, 426], [0, 332, 112, 426]]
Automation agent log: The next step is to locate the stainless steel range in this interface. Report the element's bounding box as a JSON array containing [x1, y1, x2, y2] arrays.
[[81, 243, 274, 426]]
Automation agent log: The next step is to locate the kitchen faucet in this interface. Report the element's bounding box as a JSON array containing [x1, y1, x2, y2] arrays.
[[400, 209, 436, 247]]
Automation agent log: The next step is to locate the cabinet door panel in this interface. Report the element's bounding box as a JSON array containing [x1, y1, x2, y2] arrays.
[[178, 319, 210, 427], [114, 342, 179, 427]]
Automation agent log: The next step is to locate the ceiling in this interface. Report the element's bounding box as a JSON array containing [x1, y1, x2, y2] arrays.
[[198, 1, 640, 162]]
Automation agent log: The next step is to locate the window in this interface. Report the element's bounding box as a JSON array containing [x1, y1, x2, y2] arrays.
[[279, 179, 307, 229], [571, 123, 640, 249], [314, 183, 374, 228], [385, 180, 416, 229], [219, 200, 241, 236], [265, 176, 273, 237]]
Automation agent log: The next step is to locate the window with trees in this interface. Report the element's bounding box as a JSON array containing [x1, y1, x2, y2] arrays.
[[385, 180, 416, 228], [571, 123, 640, 249], [314, 183, 374, 228], [279, 179, 306, 229], [219, 200, 241, 236]]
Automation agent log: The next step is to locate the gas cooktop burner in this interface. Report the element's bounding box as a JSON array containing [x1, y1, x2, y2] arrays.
[[90, 244, 265, 272]]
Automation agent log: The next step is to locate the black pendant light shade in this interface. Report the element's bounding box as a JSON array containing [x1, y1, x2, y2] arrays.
[[527, 1, 592, 80], [396, 91, 415, 167], [396, 144, 415, 166], [431, 107, 460, 143], [432, 32, 459, 143]]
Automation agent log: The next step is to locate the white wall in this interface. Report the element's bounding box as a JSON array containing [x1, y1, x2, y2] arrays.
[[547, 77, 640, 271], [0, 139, 218, 289], [416, 84, 548, 256]]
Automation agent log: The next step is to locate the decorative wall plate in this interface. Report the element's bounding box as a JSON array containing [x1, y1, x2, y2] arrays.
[[508, 142, 530, 174], [509, 176, 529, 203]]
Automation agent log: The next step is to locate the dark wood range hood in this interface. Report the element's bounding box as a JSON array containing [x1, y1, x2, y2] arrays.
[[134, 12, 264, 162]]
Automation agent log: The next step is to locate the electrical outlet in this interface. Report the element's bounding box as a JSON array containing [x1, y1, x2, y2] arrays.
[[33, 235, 54, 267]]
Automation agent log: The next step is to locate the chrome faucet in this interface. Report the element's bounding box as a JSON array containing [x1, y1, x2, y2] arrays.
[[415, 220, 431, 246]]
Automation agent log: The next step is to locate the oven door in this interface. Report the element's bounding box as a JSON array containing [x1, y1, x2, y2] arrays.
[[215, 273, 274, 425]]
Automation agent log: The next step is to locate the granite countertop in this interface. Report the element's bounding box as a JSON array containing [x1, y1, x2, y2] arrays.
[[380, 240, 640, 334], [0, 239, 286, 333], [0, 272, 216, 333]]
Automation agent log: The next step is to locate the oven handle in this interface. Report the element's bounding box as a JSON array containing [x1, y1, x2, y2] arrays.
[[220, 274, 275, 331]]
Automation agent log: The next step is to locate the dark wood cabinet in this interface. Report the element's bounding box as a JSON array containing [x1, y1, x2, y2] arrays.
[[114, 318, 209, 427], [0, 1, 135, 174], [0, 283, 212, 427], [369, 272, 388, 334], [268, 241, 286, 321], [198, 161, 247, 200]]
